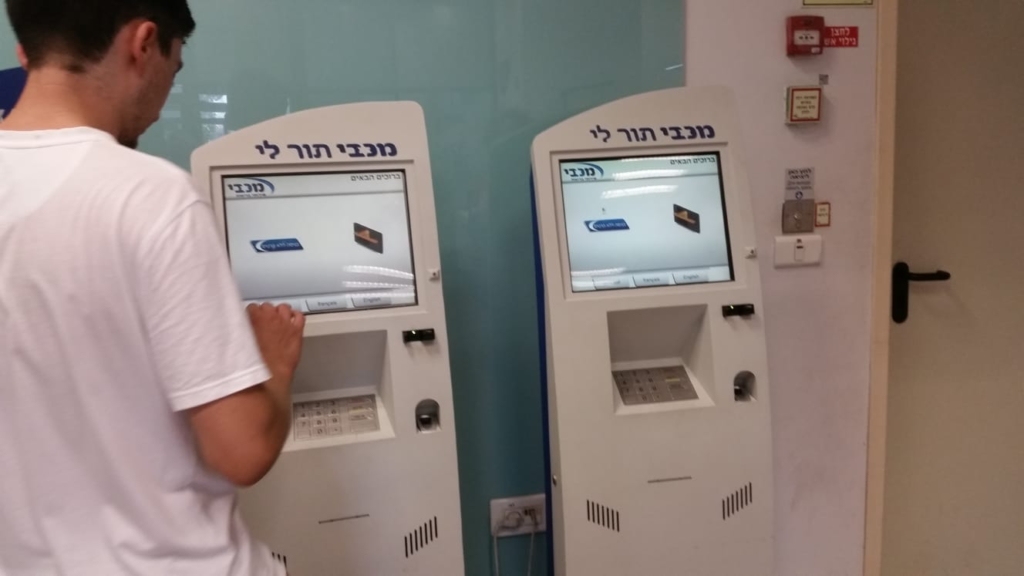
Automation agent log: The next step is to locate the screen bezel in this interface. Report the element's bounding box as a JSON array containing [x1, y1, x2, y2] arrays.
[[220, 168, 420, 314], [556, 151, 736, 295]]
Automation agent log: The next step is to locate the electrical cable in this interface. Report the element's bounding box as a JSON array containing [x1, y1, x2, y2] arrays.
[[526, 511, 538, 576], [492, 510, 522, 576], [492, 530, 501, 576], [494, 508, 537, 576]]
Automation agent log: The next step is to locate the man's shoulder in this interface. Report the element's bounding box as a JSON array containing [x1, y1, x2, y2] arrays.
[[84, 141, 205, 211], [90, 141, 195, 188]]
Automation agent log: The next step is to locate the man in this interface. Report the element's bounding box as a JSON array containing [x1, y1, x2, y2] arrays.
[[0, 1, 304, 574]]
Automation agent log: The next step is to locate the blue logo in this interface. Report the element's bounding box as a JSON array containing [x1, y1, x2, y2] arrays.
[[563, 162, 605, 181], [227, 177, 276, 195], [585, 219, 630, 232], [251, 238, 304, 253]]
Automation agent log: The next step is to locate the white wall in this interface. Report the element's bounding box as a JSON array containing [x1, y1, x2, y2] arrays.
[[688, 3, 877, 575]]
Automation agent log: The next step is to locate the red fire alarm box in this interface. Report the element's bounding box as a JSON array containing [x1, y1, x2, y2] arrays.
[[787, 15, 825, 56]]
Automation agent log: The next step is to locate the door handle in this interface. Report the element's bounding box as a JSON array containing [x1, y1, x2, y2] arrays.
[[905, 270, 952, 282], [891, 262, 952, 324]]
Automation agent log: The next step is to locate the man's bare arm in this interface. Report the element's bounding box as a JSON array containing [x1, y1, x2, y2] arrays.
[[188, 304, 304, 486]]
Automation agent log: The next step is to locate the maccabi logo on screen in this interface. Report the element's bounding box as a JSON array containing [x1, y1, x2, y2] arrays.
[[585, 219, 630, 232], [251, 238, 304, 253], [563, 162, 605, 181], [226, 177, 276, 196]]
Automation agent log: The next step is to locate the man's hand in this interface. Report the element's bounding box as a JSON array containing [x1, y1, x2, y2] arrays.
[[247, 303, 305, 380], [188, 304, 305, 487]]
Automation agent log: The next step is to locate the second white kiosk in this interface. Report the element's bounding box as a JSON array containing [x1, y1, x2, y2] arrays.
[[192, 103, 465, 576], [531, 87, 774, 575]]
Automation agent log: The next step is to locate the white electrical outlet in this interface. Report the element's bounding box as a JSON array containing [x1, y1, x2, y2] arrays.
[[489, 494, 547, 537], [774, 234, 823, 267]]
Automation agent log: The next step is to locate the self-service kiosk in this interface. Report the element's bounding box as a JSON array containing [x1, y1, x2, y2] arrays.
[[191, 103, 465, 576], [531, 87, 774, 575]]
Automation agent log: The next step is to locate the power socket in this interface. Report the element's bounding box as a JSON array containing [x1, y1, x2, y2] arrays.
[[490, 494, 546, 537]]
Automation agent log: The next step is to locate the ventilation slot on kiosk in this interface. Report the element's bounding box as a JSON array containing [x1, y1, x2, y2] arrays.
[[404, 516, 439, 558], [722, 483, 754, 520], [586, 500, 621, 532]]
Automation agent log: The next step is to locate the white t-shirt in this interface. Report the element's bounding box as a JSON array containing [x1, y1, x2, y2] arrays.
[[0, 127, 285, 576]]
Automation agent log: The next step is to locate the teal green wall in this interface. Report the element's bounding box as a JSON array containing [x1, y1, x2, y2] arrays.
[[0, 2, 682, 573], [0, 26, 12, 66]]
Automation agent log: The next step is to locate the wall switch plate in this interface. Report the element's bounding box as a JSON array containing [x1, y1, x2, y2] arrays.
[[775, 235, 823, 267], [490, 494, 546, 537], [782, 199, 816, 234]]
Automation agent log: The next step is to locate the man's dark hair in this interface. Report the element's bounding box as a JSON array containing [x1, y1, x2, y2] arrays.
[[5, 0, 195, 71]]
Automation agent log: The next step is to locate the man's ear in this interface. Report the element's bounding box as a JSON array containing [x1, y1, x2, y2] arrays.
[[16, 44, 28, 69], [126, 21, 161, 67]]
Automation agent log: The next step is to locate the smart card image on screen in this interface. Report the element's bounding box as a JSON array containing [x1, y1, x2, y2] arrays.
[[222, 171, 416, 314], [560, 153, 733, 293]]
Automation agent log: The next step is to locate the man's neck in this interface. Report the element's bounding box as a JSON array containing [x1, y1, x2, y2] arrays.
[[1, 66, 121, 137]]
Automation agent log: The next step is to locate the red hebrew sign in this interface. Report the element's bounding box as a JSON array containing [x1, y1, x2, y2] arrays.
[[824, 26, 859, 48]]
